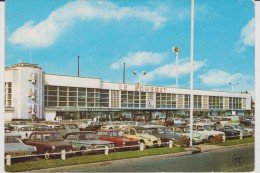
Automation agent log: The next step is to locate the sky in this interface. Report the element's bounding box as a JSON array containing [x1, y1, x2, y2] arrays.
[[5, 0, 255, 95]]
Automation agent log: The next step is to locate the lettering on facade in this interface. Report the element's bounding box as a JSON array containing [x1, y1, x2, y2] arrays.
[[120, 84, 167, 93]]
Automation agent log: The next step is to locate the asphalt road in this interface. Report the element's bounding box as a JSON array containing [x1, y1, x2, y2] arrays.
[[63, 144, 254, 172]]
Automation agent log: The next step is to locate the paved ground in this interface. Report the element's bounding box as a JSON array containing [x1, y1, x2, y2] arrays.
[[30, 143, 253, 172]]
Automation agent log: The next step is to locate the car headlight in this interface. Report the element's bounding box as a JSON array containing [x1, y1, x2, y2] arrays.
[[91, 145, 97, 149], [72, 145, 76, 149], [123, 142, 126, 146], [51, 145, 56, 150]]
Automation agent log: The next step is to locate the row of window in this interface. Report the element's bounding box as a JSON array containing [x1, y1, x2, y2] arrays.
[[44, 85, 244, 110], [4, 83, 245, 110], [4, 82, 12, 107]]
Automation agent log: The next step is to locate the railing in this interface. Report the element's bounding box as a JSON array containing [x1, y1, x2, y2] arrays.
[[5, 142, 176, 165]]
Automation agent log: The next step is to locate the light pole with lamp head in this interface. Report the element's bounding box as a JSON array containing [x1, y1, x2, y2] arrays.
[[172, 47, 180, 88], [189, 0, 195, 147], [228, 82, 239, 115]]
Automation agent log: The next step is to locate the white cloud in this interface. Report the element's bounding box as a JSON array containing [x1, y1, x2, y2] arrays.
[[142, 58, 206, 83], [198, 69, 252, 86], [9, 1, 167, 48], [110, 51, 166, 70], [240, 17, 255, 46]]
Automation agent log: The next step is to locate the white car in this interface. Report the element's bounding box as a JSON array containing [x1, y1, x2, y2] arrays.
[[193, 123, 225, 143], [46, 121, 61, 128], [173, 118, 187, 125], [9, 124, 35, 140], [101, 122, 121, 130], [78, 120, 94, 130]]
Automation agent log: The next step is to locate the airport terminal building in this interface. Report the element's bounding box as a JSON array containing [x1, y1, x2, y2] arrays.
[[4, 63, 252, 121]]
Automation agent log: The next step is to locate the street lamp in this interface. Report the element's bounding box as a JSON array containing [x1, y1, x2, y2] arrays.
[[228, 82, 239, 115], [189, 0, 195, 147], [172, 47, 180, 88], [133, 71, 147, 84]]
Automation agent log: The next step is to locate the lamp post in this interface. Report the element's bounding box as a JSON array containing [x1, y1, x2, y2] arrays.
[[228, 82, 239, 115], [133, 71, 147, 109], [189, 0, 195, 147], [172, 47, 180, 88]]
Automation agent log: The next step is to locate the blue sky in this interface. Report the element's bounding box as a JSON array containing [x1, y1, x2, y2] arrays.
[[5, 0, 255, 95]]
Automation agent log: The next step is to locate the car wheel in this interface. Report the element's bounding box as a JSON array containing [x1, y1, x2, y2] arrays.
[[44, 150, 50, 159]]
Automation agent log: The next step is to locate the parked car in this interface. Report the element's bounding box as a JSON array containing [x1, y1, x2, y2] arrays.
[[240, 117, 255, 126], [64, 131, 115, 156], [172, 126, 206, 144], [79, 121, 107, 131], [5, 123, 12, 133], [46, 121, 61, 129], [224, 123, 253, 138], [217, 117, 232, 126], [55, 123, 80, 137], [33, 124, 56, 131], [198, 119, 216, 125], [212, 125, 241, 140], [173, 118, 187, 125], [143, 125, 190, 147], [100, 122, 121, 130], [9, 124, 35, 139], [5, 134, 37, 157], [97, 129, 139, 150], [78, 120, 95, 130], [24, 131, 75, 159], [123, 126, 161, 148], [192, 123, 225, 143]]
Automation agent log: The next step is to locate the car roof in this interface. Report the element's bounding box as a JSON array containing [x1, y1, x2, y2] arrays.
[[142, 125, 166, 128], [97, 129, 120, 132], [64, 131, 96, 137], [31, 131, 60, 134], [5, 134, 21, 137], [127, 126, 145, 130]]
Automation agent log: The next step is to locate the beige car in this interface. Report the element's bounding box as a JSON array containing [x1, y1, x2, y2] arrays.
[[123, 126, 161, 147]]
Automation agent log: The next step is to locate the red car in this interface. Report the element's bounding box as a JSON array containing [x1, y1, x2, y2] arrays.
[[24, 131, 75, 159], [97, 130, 139, 150]]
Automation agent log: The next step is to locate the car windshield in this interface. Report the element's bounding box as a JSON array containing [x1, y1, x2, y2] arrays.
[[110, 131, 120, 137], [224, 126, 233, 130], [159, 128, 173, 134], [237, 124, 245, 130], [136, 129, 147, 134], [67, 124, 78, 129], [20, 126, 34, 131], [146, 128, 158, 135], [215, 126, 224, 131], [203, 125, 213, 131], [79, 133, 99, 140], [183, 128, 190, 133], [43, 133, 63, 141], [5, 136, 20, 143]]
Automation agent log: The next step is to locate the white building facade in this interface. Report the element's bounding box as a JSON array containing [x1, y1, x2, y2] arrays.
[[4, 63, 252, 121]]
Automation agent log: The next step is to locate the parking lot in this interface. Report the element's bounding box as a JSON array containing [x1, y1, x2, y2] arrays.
[[5, 116, 255, 168]]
